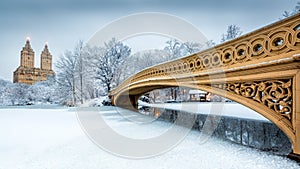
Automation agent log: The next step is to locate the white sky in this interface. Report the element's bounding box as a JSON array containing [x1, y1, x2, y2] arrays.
[[0, 0, 296, 81]]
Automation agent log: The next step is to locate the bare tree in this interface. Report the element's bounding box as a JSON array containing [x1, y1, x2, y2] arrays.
[[296, 2, 300, 13], [282, 1, 300, 18], [282, 11, 292, 18], [221, 25, 242, 43]]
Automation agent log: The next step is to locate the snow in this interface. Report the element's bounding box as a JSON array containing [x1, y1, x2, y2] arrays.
[[0, 106, 298, 169], [147, 102, 269, 121], [80, 97, 107, 107], [189, 89, 206, 94]]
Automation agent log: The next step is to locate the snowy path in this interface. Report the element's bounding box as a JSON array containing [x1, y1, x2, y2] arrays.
[[0, 106, 298, 169]]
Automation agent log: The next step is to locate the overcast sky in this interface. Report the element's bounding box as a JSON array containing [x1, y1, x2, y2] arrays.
[[0, 0, 296, 81]]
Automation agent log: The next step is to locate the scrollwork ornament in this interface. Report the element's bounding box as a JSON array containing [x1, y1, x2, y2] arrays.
[[215, 79, 293, 121]]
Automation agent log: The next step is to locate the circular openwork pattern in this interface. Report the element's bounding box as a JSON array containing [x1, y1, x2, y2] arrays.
[[195, 58, 202, 69], [202, 55, 211, 68], [235, 43, 249, 62], [130, 17, 300, 83], [288, 23, 300, 50], [189, 60, 195, 70], [270, 34, 285, 50], [222, 48, 234, 64], [182, 62, 188, 72], [267, 29, 291, 54], [174, 63, 181, 74], [249, 36, 267, 58], [211, 52, 221, 66], [177, 63, 183, 72]]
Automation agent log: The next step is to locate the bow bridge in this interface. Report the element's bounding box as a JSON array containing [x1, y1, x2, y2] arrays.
[[109, 14, 300, 158]]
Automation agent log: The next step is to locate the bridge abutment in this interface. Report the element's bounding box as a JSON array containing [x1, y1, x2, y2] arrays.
[[114, 94, 139, 111], [288, 153, 300, 163]]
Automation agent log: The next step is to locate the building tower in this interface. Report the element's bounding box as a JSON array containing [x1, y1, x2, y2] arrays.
[[40, 43, 52, 70], [20, 38, 35, 68], [13, 38, 55, 85]]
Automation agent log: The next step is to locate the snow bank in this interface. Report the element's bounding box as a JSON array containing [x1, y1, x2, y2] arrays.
[[148, 102, 269, 121], [79, 96, 108, 107], [0, 106, 298, 169]]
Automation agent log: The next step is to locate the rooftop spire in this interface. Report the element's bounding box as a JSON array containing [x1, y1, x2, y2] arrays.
[[43, 43, 49, 52], [42, 42, 51, 57], [23, 37, 33, 52]]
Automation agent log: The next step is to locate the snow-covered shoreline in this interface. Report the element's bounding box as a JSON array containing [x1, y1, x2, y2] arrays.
[[0, 106, 298, 169], [143, 102, 269, 121]]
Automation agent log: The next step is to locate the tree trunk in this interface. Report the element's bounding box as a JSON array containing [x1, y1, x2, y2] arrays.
[[79, 57, 84, 104], [107, 84, 111, 94], [72, 76, 76, 106], [80, 76, 83, 104], [80, 72, 83, 104]]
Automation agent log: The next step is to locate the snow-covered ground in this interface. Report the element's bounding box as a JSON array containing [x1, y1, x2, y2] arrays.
[[79, 97, 107, 107], [0, 106, 298, 169]]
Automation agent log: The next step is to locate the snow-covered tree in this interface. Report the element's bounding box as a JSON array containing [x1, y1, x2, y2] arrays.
[[164, 39, 209, 60], [26, 77, 58, 104], [131, 50, 167, 71], [0, 79, 11, 105], [56, 47, 79, 105], [74, 40, 85, 104], [164, 39, 182, 60], [203, 40, 216, 49], [180, 42, 203, 56], [221, 25, 242, 43], [94, 38, 131, 93], [0, 78, 57, 106], [5, 83, 29, 105], [55, 40, 102, 105], [80, 45, 98, 99]]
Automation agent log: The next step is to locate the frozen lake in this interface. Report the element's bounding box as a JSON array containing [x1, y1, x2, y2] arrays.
[[0, 106, 298, 169]]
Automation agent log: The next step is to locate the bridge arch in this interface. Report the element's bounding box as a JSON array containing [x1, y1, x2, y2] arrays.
[[110, 14, 300, 158], [112, 80, 294, 146]]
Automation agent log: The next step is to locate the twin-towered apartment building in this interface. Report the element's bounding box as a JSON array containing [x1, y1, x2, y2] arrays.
[[13, 39, 55, 85]]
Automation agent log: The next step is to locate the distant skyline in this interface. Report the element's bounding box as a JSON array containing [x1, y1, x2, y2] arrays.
[[0, 0, 296, 81]]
